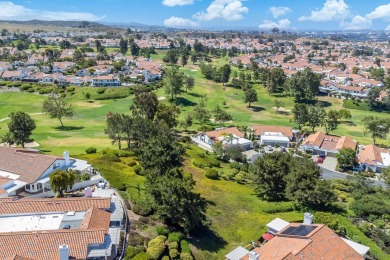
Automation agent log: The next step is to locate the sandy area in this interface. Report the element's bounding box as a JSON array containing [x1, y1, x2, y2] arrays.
[[272, 107, 291, 113], [0, 141, 40, 148]]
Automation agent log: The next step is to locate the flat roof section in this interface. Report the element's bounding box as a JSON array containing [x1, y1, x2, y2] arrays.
[[0, 213, 64, 232]]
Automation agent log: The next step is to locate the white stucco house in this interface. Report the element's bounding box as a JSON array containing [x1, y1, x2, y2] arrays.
[[0, 147, 92, 197]]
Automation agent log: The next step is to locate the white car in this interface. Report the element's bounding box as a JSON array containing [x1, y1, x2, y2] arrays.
[[267, 145, 273, 151]]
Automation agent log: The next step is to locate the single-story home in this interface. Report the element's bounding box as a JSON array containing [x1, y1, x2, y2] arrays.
[[358, 144, 390, 173], [193, 127, 253, 151], [248, 125, 295, 148], [301, 131, 357, 157]]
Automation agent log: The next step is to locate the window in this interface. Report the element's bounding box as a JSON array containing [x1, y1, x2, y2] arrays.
[[53, 162, 60, 169], [37, 183, 42, 190]]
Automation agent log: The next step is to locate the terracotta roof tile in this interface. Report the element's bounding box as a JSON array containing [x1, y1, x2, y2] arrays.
[[250, 125, 293, 139]]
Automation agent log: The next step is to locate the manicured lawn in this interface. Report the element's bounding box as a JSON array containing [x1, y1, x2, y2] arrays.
[[0, 90, 134, 155]]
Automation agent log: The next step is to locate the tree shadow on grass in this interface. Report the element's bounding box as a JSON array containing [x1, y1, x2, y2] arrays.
[[187, 92, 203, 98], [175, 97, 197, 107], [250, 106, 266, 112], [188, 223, 228, 253], [53, 126, 85, 131]]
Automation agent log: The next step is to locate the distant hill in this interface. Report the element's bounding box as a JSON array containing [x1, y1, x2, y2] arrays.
[[0, 19, 108, 29]]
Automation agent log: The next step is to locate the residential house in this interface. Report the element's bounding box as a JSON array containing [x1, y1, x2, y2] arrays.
[[249, 125, 295, 148], [0, 190, 124, 260], [91, 75, 121, 87], [193, 127, 253, 151], [0, 61, 9, 71], [60, 49, 75, 59], [0, 148, 91, 196], [53, 62, 74, 73], [0, 70, 27, 81], [301, 131, 357, 157], [358, 144, 390, 173]]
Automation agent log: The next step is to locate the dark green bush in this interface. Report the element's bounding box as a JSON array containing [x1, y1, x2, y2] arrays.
[[95, 93, 128, 100], [127, 159, 137, 167], [86, 147, 97, 154], [0, 81, 7, 86], [191, 158, 212, 169], [205, 168, 219, 180], [66, 86, 75, 92], [134, 165, 142, 175], [156, 226, 168, 236], [21, 84, 31, 90], [115, 150, 134, 157], [168, 232, 182, 243], [27, 87, 35, 93], [97, 87, 106, 94]]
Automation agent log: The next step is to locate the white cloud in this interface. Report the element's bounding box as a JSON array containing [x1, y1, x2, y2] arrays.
[[258, 19, 291, 30], [164, 16, 198, 27], [299, 0, 349, 22], [193, 0, 248, 21], [162, 0, 194, 7], [0, 1, 104, 21], [269, 6, 291, 19], [366, 4, 390, 21], [341, 15, 372, 30]]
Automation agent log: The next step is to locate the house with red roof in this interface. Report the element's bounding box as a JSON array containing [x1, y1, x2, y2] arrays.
[[301, 132, 357, 157]]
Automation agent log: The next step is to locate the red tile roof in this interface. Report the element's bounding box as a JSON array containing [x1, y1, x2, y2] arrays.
[[251, 125, 293, 139], [203, 127, 244, 140]]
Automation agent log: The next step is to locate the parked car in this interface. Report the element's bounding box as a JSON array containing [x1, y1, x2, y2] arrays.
[[317, 157, 324, 164], [319, 154, 326, 159], [267, 145, 273, 151]]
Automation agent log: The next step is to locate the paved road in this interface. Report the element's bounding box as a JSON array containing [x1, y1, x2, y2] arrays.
[[320, 166, 385, 187]]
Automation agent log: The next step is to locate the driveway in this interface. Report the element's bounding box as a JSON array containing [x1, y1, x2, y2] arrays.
[[312, 155, 337, 171]]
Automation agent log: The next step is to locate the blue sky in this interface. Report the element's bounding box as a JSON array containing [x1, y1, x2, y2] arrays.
[[0, 0, 390, 30]]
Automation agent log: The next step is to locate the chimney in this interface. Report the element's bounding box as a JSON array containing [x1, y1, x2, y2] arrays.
[[59, 244, 69, 260], [303, 212, 313, 225], [85, 187, 93, 198], [63, 151, 70, 166], [249, 251, 259, 260]]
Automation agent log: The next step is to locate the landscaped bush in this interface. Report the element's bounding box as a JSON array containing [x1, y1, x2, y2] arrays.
[[66, 86, 75, 92], [116, 150, 135, 157], [101, 153, 121, 162], [168, 232, 182, 243], [169, 249, 179, 259], [27, 87, 35, 93], [168, 242, 178, 250], [205, 168, 219, 180], [180, 240, 191, 254], [230, 162, 240, 170], [180, 253, 194, 260], [126, 246, 146, 259], [191, 158, 212, 169], [38, 88, 53, 94], [127, 186, 153, 216], [94, 93, 129, 100], [156, 226, 169, 236], [146, 236, 167, 260], [86, 147, 97, 154], [210, 158, 221, 167], [132, 252, 151, 260], [21, 84, 31, 90], [134, 165, 143, 175], [126, 159, 137, 167], [97, 87, 106, 94], [0, 81, 7, 86], [12, 82, 21, 87]]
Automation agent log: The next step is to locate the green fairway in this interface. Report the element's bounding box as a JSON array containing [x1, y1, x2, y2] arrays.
[[0, 90, 134, 155]]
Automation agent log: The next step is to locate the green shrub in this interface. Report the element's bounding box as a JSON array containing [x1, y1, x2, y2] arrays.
[[197, 153, 205, 158], [95, 93, 128, 100], [180, 240, 191, 254], [12, 82, 21, 87], [60, 93, 66, 98], [66, 86, 75, 92], [262, 202, 294, 213], [101, 153, 120, 162], [168, 242, 178, 250], [27, 87, 35, 93], [210, 159, 221, 167], [156, 226, 168, 236], [134, 165, 142, 175], [146, 236, 166, 260], [205, 168, 219, 180], [38, 88, 53, 94], [97, 87, 106, 94], [21, 84, 31, 90], [180, 253, 194, 260], [191, 158, 212, 169], [169, 249, 179, 259], [116, 150, 135, 157], [86, 147, 97, 154], [132, 252, 151, 260], [168, 232, 182, 243], [127, 159, 137, 167], [0, 81, 7, 86], [230, 162, 240, 170], [127, 186, 153, 216]]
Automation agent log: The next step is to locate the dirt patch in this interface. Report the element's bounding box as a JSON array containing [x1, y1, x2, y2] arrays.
[[210, 118, 233, 124], [158, 96, 166, 101]]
